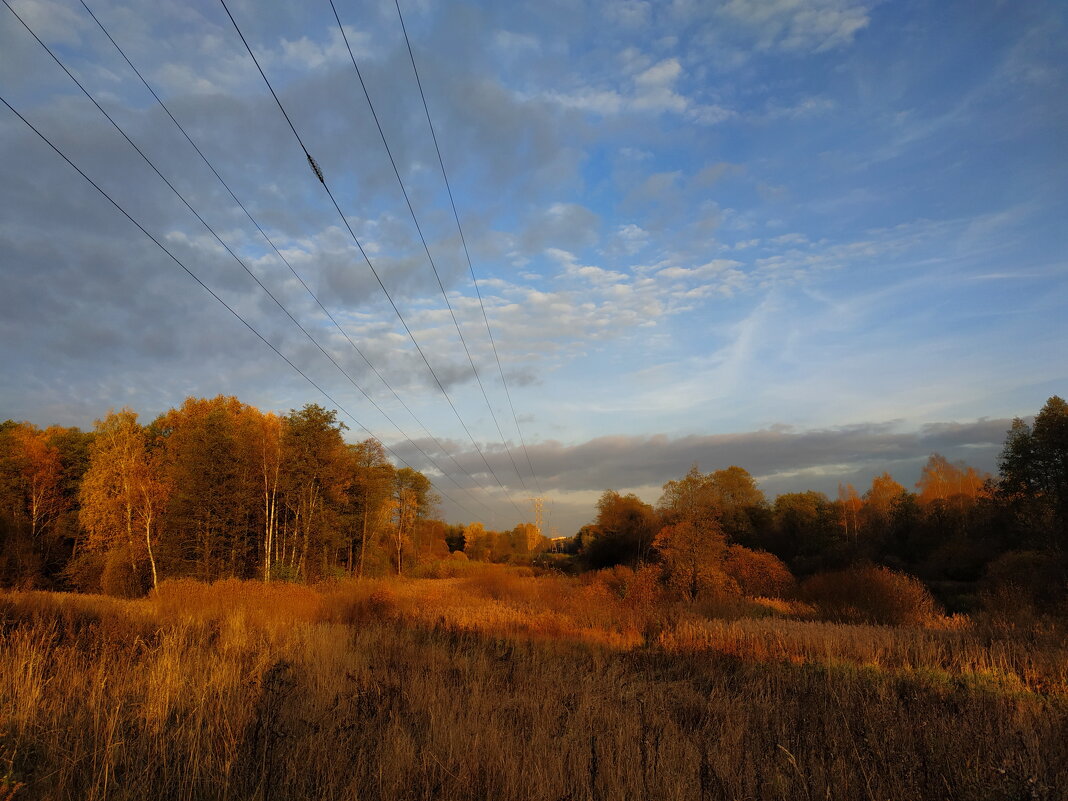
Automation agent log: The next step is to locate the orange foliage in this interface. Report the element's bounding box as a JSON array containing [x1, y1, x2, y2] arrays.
[[800, 565, 941, 626], [722, 545, 795, 598], [916, 453, 988, 505]]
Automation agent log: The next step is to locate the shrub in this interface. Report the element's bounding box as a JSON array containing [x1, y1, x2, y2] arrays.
[[982, 551, 1067, 605], [980, 550, 1068, 622], [462, 565, 536, 602], [590, 564, 662, 607], [800, 565, 940, 626], [61, 550, 107, 594], [409, 556, 486, 579], [319, 583, 399, 626], [100, 547, 150, 598], [723, 546, 795, 598]]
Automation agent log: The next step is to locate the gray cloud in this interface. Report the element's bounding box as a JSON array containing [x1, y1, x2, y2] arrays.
[[378, 408, 1021, 536], [401, 416, 1014, 530]]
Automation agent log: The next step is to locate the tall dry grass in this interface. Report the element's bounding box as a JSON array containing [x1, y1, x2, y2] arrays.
[[0, 568, 1065, 800]]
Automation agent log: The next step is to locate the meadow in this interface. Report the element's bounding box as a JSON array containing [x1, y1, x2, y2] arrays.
[[1, 567, 1065, 801]]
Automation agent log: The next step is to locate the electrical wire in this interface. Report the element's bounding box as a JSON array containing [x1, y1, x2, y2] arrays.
[[0, 91, 482, 522], [329, 0, 530, 497], [392, 0, 544, 498], [4, 0, 499, 521], [219, 0, 525, 520], [76, 0, 500, 520]]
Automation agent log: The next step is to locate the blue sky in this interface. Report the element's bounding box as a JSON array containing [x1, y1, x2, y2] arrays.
[[1, 0, 1065, 531]]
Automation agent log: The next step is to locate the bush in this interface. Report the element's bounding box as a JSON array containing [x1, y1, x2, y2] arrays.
[[319, 583, 399, 626], [101, 547, 150, 598], [462, 565, 536, 601], [590, 565, 662, 607], [980, 551, 1067, 621], [409, 556, 487, 579], [61, 550, 107, 594], [723, 546, 795, 598], [800, 565, 940, 626]]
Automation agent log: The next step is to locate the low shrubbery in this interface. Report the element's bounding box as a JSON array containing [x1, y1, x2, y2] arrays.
[[800, 564, 942, 626], [723, 545, 795, 598]]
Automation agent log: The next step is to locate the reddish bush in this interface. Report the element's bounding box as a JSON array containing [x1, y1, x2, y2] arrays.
[[801, 565, 940, 626], [591, 564, 662, 607], [723, 546, 795, 598]]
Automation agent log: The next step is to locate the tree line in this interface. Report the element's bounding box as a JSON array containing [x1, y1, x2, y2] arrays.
[[2, 395, 1064, 610], [0, 396, 445, 594], [568, 396, 1067, 613]]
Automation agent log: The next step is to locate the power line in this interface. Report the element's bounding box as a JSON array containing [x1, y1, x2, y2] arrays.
[[76, 0, 500, 521], [5, 0, 498, 523], [329, 0, 530, 497], [393, 0, 544, 497], [219, 0, 525, 520], [0, 91, 482, 522]]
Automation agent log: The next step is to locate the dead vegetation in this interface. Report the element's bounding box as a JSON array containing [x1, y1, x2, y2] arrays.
[[1, 567, 1065, 800]]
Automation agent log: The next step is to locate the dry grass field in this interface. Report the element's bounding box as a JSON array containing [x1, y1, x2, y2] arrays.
[[1, 568, 1065, 800]]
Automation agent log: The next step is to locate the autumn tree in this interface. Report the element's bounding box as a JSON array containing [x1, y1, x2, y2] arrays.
[[345, 439, 395, 577], [659, 464, 720, 529], [863, 473, 905, 524], [79, 410, 165, 592], [651, 466, 738, 599], [836, 482, 862, 545], [859, 472, 908, 557], [43, 425, 94, 568], [0, 422, 67, 586], [653, 520, 731, 600], [152, 397, 263, 580], [462, 521, 490, 560], [509, 522, 543, 556], [582, 490, 658, 568], [707, 466, 770, 546], [257, 411, 282, 581], [279, 404, 350, 581], [390, 467, 437, 574], [916, 453, 987, 508], [911, 454, 991, 576], [11, 425, 64, 543]]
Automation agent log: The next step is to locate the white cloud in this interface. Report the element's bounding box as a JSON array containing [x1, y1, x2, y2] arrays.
[[719, 0, 873, 53], [540, 55, 733, 124], [615, 223, 650, 254], [635, 57, 682, 88]]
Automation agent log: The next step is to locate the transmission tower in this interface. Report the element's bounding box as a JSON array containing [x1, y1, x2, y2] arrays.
[[528, 496, 544, 538]]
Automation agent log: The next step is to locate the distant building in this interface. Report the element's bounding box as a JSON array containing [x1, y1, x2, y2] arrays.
[[548, 536, 571, 554]]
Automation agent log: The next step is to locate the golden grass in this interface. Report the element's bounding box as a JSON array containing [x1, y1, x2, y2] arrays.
[[1, 569, 1065, 800]]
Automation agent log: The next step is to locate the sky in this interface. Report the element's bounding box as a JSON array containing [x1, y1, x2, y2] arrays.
[[1, 0, 1065, 533]]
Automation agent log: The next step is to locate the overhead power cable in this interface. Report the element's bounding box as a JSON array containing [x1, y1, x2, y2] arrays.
[[329, 0, 530, 496], [5, 0, 497, 520], [77, 0, 500, 520], [0, 92, 482, 522], [219, 0, 525, 520], [393, 0, 544, 496]]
